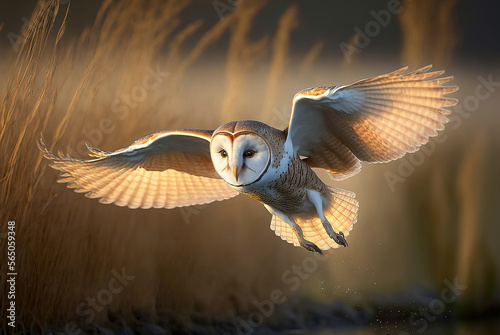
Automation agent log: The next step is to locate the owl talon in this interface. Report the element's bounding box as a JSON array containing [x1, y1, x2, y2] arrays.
[[331, 231, 348, 247], [302, 241, 323, 254]]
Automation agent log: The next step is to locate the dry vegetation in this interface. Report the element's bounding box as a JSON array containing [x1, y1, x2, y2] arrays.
[[1, 0, 499, 333], [398, 0, 458, 66]]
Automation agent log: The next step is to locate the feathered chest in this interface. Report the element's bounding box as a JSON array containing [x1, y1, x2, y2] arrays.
[[237, 150, 327, 212]]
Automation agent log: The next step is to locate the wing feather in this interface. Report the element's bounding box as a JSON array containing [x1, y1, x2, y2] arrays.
[[39, 129, 239, 209], [285, 65, 458, 178]]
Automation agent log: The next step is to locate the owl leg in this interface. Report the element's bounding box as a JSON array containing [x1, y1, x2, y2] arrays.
[[307, 190, 348, 247], [264, 205, 323, 254], [292, 224, 323, 255]]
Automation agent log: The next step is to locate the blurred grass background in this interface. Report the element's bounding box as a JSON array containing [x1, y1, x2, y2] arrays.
[[0, 0, 499, 333]]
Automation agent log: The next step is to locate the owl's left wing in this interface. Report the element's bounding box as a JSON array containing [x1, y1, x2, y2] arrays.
[[39, 129, 239, 209], [284, 65, 458, 180]]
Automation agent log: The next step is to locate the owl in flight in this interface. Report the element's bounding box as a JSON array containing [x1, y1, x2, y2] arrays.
[[40, 66, 457, 254]]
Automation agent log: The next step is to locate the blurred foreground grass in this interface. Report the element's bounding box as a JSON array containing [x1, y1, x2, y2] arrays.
[[0, 0, 499, 333]]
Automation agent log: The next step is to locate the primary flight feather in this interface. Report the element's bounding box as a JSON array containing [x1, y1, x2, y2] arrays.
[[39, 65, 458, 254]]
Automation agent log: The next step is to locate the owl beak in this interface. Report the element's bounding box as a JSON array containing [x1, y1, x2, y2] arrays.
[[233, 166, 240, 182]]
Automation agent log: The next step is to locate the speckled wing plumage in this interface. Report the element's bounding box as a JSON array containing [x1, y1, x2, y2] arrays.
[[270, 187, 358, 250], [39, 129, 239, 209], [286, 65, 458, 180]]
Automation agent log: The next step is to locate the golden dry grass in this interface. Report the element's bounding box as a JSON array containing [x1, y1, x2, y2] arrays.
[[399, 0, 458, 67], [1, 0, 499, 332], [0, 0, 300, 329]]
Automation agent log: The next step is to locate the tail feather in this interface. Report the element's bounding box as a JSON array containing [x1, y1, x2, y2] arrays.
[[270, 187, 359, 251], [270, 215, 300, 247]]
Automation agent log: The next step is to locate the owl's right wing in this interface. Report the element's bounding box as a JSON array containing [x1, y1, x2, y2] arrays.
[[285, 65, 458, 180], [39, 129, 239, 209]]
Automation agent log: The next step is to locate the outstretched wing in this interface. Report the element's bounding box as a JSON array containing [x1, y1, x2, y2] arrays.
[[285, 65, 458, 180], [39, 129, 239, 209]]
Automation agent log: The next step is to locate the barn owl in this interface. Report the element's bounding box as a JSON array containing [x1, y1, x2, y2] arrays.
[[39, 65, 457, 254]]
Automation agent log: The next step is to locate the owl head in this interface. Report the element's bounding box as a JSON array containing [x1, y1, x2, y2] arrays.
[[210, 120, 275, 187]]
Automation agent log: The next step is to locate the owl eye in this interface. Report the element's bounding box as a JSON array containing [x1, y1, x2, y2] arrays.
[[219, 149, 228, 158], [244, 150, 255, 158]]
